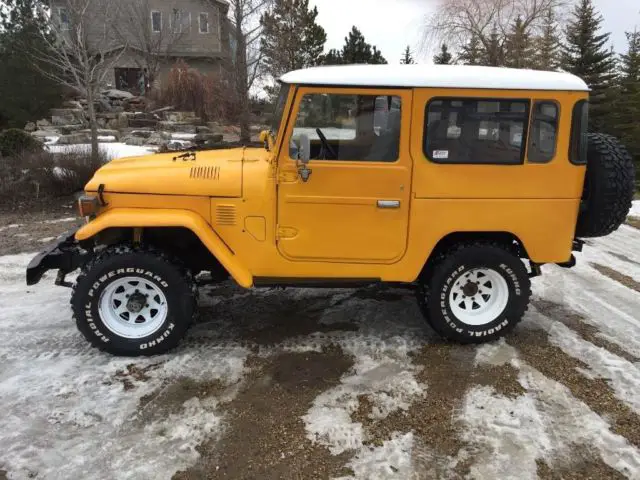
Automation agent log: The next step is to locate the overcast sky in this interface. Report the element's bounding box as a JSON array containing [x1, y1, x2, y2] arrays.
[[309, 0, 640, 64]]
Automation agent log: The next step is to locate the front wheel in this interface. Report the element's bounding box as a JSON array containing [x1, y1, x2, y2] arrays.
[[417, 243, 531, 344], [71, 246, 196, 356]]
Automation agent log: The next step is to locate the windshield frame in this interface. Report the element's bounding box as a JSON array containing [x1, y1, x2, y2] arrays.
[[270, 83, 291, 139]]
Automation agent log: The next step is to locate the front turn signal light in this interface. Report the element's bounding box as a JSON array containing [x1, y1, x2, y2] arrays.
[[77, 195, 100, 218]]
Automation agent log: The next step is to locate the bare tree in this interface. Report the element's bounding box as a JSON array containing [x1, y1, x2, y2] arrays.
[[32, 0, 125, 162], [111, 0, 186, 87], [423, 0, 567, 58], [227, 0, 271, 143]]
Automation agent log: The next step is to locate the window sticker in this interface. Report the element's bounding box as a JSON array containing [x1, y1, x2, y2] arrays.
[[432, 150, 449, 159]]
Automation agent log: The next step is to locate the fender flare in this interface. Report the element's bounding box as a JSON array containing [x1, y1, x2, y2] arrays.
[[75, 208, 253, 288]]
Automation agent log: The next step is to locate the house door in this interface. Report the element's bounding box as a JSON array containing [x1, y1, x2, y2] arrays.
[[276, 87, 413, 264]]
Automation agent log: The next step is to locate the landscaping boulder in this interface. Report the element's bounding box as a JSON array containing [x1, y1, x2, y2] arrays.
[[24, 122, 36, 132], [56, 132, 91, 145], [194, 133, 223, 144], [196, 126, 212, 134], [158, 121, 196, 134], [51, 108, 85, 126], [122, 135, 147, 146], [102, 89, 134, 101], [36, 119, 51, 129], [146, 132, 171, 147]]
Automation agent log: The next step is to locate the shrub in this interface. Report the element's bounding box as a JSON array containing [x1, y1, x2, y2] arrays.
[[0, 149, 106, 201], [156, 60, 235, 122], [0, 128, 42, 157]]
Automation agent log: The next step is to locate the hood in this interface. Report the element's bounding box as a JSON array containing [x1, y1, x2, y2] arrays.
[[85, 147, 270, 197]]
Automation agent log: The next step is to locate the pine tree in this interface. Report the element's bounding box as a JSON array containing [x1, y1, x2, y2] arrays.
[[323, 26, 387, 65], [459, 34, 483, 65], [614, 30, 640, 163], [534, 8, 561, 70], [561, 0, 617, 133], [504, 16, 534, 68], [401, 45, 415, 64], [433, 43, 453, 65], [483, 26, 504, 66], [260, 0, 327, 78], [0, 0, 62, 128]]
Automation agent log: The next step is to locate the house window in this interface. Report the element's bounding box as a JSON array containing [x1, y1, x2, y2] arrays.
[[57, 7, 70, 31], [199, 13, 209, 33], [528, 101, 559, 163], [151, 11, 162, 33], [424, 98, 530, 164], [171, 9, 191, 33]]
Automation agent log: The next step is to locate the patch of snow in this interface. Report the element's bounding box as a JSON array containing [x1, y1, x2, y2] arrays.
[[0, 224, 23, 233], [44, 136, 60, 145], [337, 433, 415, 480], [532, 309, 640, 414], [466, 344, 640, 479], [629, 200, 640, 218], [43, 217, 77, 224], [172, 133, 197, 140], [0, 254, 249, 480], [46, 142, 154, 161], [39, 237, 55, 243], [97, 135, 117, 142]]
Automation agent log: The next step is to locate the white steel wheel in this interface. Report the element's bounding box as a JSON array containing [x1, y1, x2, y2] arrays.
[[448, 268, 509, 326], [98, 276, 168, 339]]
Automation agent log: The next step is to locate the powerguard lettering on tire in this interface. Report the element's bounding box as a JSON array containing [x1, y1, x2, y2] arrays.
[[417, 244, 531, 344], [71, 246, 196, 356]]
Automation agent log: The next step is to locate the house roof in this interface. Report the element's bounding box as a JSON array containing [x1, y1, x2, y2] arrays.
[[280, 65, 590, 92]]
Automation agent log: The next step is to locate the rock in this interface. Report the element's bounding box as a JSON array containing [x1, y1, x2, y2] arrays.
[[24, 122, 36, 132], [166, 111, 196, 122], [62, 100, 84, 110], [158, 121, 196, 134], [36, 119, 51, 129], [122, 135, 147, 146], [101, 89, 134, 100], [96, 117, 107, 129], [146, 132, 169, 146], [129, 130, 153, 139], [106, 118, 119, 130], [56, 133, 91, 145], [194, 133, 223, 144], [117, 112, 130, 130], [51, 108, 85, 126], [59, 124, 85, 135], [31, 129, 60, 139], [129, 118, 158, 129], [196, 126, 212, 134]]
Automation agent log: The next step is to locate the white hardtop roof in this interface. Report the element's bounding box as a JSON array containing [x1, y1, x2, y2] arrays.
[[280, 64, 589, 92]]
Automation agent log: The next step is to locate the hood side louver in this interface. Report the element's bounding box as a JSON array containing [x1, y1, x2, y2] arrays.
[[216, 205, 237, 226], [190, 166, 220, 180]]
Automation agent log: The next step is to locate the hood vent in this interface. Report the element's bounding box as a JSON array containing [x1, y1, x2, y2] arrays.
[[216, 205, 237, 226], [190, 166, 220, 180]]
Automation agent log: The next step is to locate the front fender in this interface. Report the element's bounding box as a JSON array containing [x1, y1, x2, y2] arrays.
[[76, 208, 253, 288]]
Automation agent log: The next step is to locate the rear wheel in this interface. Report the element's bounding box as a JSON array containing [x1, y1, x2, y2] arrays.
[[71, 245, 196, 356], [417, 243, 531, 343]]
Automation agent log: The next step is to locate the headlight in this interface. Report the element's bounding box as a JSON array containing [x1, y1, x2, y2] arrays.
[[77, 195, 100, 218]]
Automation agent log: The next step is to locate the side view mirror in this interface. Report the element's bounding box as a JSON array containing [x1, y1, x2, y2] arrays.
[[296, 133, 312, 182], [298, 133, 311, 165]]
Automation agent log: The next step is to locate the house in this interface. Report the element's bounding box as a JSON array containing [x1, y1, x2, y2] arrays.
[[50, 0, 231, 93]]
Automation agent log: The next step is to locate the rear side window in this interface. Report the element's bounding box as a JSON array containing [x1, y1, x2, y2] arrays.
[[528, 101, 559, 163], [570, 100, 589, 165], [424, 98, 529, 164]]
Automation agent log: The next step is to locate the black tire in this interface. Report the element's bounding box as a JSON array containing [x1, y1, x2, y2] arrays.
[[576, 133, 635, 238], [71, 245, 197, 356], [416, 243, 531, 344]]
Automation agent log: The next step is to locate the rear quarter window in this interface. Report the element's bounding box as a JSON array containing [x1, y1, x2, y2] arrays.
[[570, 100, 589, 165], [528, 101, 559, 163], [424, 98, 530, 165]]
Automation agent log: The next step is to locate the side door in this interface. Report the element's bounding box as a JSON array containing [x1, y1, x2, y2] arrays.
[[276, 87, 413, 264]]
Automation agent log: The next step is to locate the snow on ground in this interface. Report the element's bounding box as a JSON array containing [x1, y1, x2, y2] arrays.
[[46, 142, 154, 161], [1, 214, 640, 478], [630, 200, 640, 217]]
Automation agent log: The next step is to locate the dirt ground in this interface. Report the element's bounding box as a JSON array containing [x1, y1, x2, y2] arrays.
[[1, 207, 640, 479]]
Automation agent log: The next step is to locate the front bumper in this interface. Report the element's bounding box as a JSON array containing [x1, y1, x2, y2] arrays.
[[26, 228, 89, 286]]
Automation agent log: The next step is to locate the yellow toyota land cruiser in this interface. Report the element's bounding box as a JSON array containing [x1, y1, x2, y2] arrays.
[[27, 65, 635, 356]]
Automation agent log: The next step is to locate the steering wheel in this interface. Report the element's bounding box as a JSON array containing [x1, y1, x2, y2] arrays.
[[316, 128, 337, 159]]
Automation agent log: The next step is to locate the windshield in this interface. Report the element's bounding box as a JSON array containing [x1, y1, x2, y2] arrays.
[[271, 83, 291, 138]]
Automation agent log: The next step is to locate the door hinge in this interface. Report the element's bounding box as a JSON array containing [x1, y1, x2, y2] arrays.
[[278, 170, 299, 183], [276, 225, 298, 239]]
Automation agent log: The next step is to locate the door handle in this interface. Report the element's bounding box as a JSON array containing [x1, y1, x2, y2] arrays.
[[377, 200, 401, 209]]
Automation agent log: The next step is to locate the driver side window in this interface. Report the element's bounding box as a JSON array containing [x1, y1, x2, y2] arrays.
[[289, 92, 402, 162]]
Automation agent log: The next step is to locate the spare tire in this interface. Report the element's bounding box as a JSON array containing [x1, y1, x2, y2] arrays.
[[575, 133, 635, 238]]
